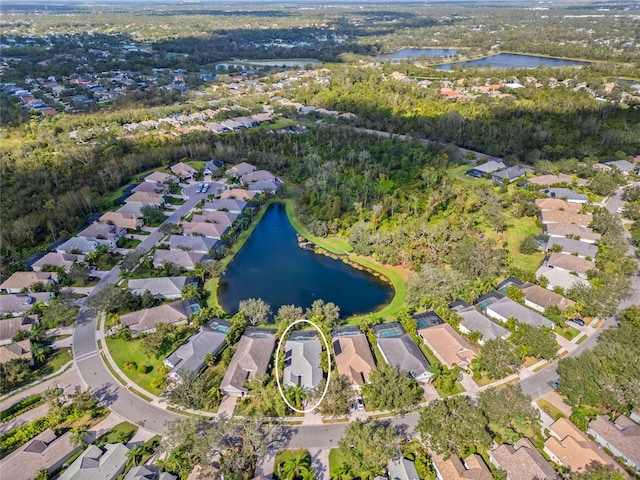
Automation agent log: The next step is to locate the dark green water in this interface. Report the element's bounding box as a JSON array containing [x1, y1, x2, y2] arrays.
[[218, 203, 394, 317]]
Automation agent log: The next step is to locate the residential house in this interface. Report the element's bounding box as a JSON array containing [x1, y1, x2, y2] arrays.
[[432, 453, 493, 480], [540, 210, 592, 227], [181, 221, 229, 239], [31, 252, 86, 272], [203, 199, 248, 214], [332, 328, 376, 388], [387, 458, 420, 480], [536, 265, 590, 292], [119, 300, 197, 336], [418, 323, 477, 370], [587, 415, 640, 474], [152, 250, 209, 270], [544, 223, 601, 244], [0, 293, 53, 316], [203, 159, 225, 176], [225, 162, 256, 178], [170, 162, 197, 180], [125, 191, 165, 207], [241, 170, 278, 184], [451, 301, 511, 345], [0, 271, 59, 293], [220, 119, 242, 130], [535, 198, 583, 214], [124, 466, 177, 480], [0, 429, 80, 480], [0, 339, 33, 365], [78, 223, 127, 249], [98, 211, 143, 230], [466, 160, 507, 178], [527, 174, 574, 186], [164, 319, 230, 380], [544, 188, 588, 204], [372, 323, 432, 382], [546, 253, 595, 278], [191, 210, 239, 227], [520, 283, 575, 313], [144, 171, 177, 184], [484, 295, 555, 329], [128, 276, 197, 299], [490, 438, 559, 480], [220, 328, 277, 396], [169, 235, 219, 254], [132, 181, 168, 195], [58, 443, 129, 480], [220, 189, 258, 201], [56, 237, 99, 255], [546, 238, 598, 259], [603, 159, 635, 176], [248, 180, 281, 194], [0, 316, 38, 345], [491, 165, 530, 184], [544, 418, 616, 473], [283, 331, 324, 390]]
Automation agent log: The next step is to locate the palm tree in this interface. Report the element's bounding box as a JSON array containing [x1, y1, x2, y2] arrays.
[[70, 426, 88, 448], [126, 444, 145, 468], [33, 344, 47, 364], [279, 453, 312, 480], [117, 327, 132, 341]]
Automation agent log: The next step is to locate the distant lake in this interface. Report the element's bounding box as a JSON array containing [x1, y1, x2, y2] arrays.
[[218, 203, 394, 318], [240, 59, 321, 67], [378, 48, 459, 59], [437, 53, 590, 70]]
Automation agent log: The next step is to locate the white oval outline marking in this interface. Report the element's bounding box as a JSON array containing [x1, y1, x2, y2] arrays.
[[274, 319, 331, 414]]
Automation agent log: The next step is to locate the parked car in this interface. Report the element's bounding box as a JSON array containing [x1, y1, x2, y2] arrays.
[[551, 380, 560, 390], [202, 183, 209, 194], [355, 396, 365, 411], [570, 317, 585, 326], [196, 183, 203, 193], [617, 206, 623, 214]]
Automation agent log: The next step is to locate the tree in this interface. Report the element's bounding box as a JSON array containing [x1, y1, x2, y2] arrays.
[[275, 304, 304, 324], [449, 238, 507, 280], [140, 205, 167, 225], [338, 419, 402, 474], [312, 374, 352, 416], [86, 283, 129, 314], [159, 222, 180, 235], [204, 260, 226, 279], [588, 171, 619, 197], [238, 298, 271, 325], [0, 358, 31, 394], [430, 364, 460, 395], [67, 261, 92, 285], [477, 338, 521, 380], [70, 425, 89, 448], [305, 299, 340, 325], [181, 283, 202, 301], [569, 462, 627, 480], [32, 469, 49, 480], [278, 451, 313, 480], [162, 368, 223, 411], [417, 395, 492, 457], [121, 248, 144, 273], [519, 235, 538, 254], [361, 364, 422, 412], [478, 385, 540, 443], [510, 324, 558, 360]]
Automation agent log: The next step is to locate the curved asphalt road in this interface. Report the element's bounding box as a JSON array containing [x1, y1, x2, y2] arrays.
[[73, 195, 202, 435]]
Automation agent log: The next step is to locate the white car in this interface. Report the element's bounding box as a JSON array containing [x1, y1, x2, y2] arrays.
[[355, 396, 365, 411], [617, 206, 623, 214]]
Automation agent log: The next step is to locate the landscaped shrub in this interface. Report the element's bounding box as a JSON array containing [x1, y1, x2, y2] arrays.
[[124, 361, 137, 372], [138, 364, 152, 374]]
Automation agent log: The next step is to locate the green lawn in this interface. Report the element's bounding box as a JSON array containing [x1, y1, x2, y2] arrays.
[[68, 276, 100, 287], [93, 253, 123, 271], [117, 237, 142, 249], [483, 214, 544, 273], [105, 336, 171, 395], [96, 421, 138, 446], [30, 348, 73, 381], [556, 325, 580, 341], [536, 399, 567, 420], [164, 196, 187, 205], [145, 214, 168, 227]]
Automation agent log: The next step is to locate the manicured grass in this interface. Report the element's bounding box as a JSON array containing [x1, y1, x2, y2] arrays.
[[482, 214, 544, 273], [68, 276, 100, 287], [96, 421, 138, 446], [105, 336, 169, 395], [93, 253, 123, 271], [536, 399, 567, 420], [30, 348, 73, 381], [117, 237, 142, 249], [575, 335, 588, 345], [253, 118, 298, 132], [164, 195, 187, 205], [556, 325, 580, 341], [145, 214, 168, 227], [128, 228, 151, 236]]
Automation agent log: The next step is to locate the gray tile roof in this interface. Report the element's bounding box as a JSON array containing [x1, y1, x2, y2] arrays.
[[169, 235, 219, 253], [387, 458, 420, 480], [56, 237, 99, 254], [0, 316, 38, 344], [247, 179, 281, 193], [128, 276, 197, 298], [536, 266, 590, 291], [203, 199, 248, 213], [473, 160, 507, 174], [152, 250, 208, 270], [546, 237, 598, 259], [58, 443, 129, 480], [220, 329, 276, 395], [124, 465, 177, 480], [283, 332, 323, 389], [452, 305, 511, 343], [544, 188, 588, 203], [165, 319, 230, 379], [0, 293, 53, 315], [373, 323, 432, 382], [485, 297, 555, 329], [491, 165, 528, 182], [120, 300, 193, 336]]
